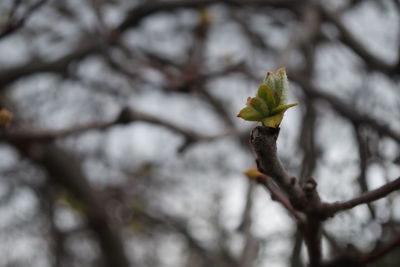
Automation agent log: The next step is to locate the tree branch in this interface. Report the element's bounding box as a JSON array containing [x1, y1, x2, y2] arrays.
[[250, 126, 305, 204], [1, 107, 232, 151], [250, 126, 323, 267], [255, 174, 306, 223], [324, 177, 400, 216]]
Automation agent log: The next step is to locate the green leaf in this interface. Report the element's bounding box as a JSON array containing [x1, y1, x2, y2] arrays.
[[237, 67, 298, 127], [262, 68, 288, 106], [249, 96, 269, 116], [257, 84, 275, 111], [237, 105, 263, 121], [271, 103, 298, 115], [262, 113, 284, 128]]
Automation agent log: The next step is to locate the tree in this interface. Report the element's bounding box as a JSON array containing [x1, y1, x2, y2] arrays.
[[0, 0, 400, 267]]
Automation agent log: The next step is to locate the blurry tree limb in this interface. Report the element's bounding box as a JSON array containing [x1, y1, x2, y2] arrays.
[[118, 0, 302, 32], [298, 98, 318, 181], [290, 72, 400, 143], [276, 4, 321, 68], [14, 143, 130, 267], [37, 181, 66, 267], [353, 124, 376, 219], [321, 228, 344, 257], [290, 229, 304, 267], [238, 181, 259, 267], [117, 107, 233, 152], [0, 38, 100, 88], [133, 209, 236, 267], [0, 107, 233, 151], [320, 6, 399, 75], [323, 236, 400, 266], [0, 0, 300, 90], [285, 8, 320, 265], [360, 236, 400, 265], [0, 0, 49, 40]]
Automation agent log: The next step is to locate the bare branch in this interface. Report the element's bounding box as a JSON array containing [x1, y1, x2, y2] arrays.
[[255, 174, 306, 223], [324, 177, 400, 216], [250, 126, 305, 203], [250, 126, 323, 267]]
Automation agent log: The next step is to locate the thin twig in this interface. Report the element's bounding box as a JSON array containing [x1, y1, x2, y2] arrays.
[[324, 177, 400, 216], [1, 107, 233, 151], [256, 174, 306, 223]]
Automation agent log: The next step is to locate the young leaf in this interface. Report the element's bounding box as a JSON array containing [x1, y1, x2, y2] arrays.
[[262, 113, 284, 128], [237, 67, 298, 127], [236, 105, 264, 121], [257, 84, 275, 111], [263, 68, 288, 106], [271, 103, 299, 115], [249, 96, 269, 116]]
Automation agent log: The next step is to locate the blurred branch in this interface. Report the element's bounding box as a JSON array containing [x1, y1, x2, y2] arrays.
[[321, 228, 344, 256], [238, 181, 259, 267], [118, 0, 302, 32], [353, 124, 376, 219], [1, 107, 233, 151], [116, 107, 233, 152], [290, 72, 400, 143], [15, 143, 130, 267], [134, 209, 234, 267], [320, 6, 399, 75], [230, 11, 270, 50], [290, 229, 304, 267], [0, 0, 222, 89], [0, 0, 299, 90], [38, 181, 66, 267], [298, 98, 318, 181], [0, 37, 99, 88], [276, 4, 321, 68], [324, 235, 400, 266], [0, 0, 49, 40], [360, 236, 400, 265]]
